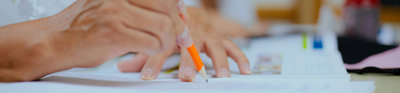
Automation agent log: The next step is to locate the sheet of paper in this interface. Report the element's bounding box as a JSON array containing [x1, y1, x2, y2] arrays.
[[0, 33, 372, 93], [61, 33, 349, 80], [0, 72, 374, 93]]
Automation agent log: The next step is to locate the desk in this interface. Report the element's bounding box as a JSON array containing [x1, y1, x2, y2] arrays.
[[350, 73, 400, 93]]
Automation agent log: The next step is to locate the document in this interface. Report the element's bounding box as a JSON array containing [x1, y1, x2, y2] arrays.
[[0, 33, 374, 93], [0, 72, 374, 93]]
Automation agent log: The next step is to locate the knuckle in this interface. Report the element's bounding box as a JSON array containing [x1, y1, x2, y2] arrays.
[[98, 2, 118, 15], [144, 37, 161, 51], [207, 39, 221, 45], [98, 20, 121, 33], [222, 39, 233, 46], [107, 21, 120, 30], [157, 15, 173, 32]]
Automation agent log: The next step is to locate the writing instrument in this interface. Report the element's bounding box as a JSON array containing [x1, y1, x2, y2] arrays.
[[187, 43, 208, 82], [178, 1, 208, 82]]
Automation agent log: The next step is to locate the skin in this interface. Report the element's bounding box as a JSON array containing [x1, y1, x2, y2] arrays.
[[0, 0, 185, 82], [118, 0, 266, 82], [118, 7, 252, 82], [0, 0, 252, 82]]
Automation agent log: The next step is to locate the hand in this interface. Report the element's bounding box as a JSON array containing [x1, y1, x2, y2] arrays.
[[118, 7, 251, 82], [58, 0, 185, 67], [0, 0, 184, 82]]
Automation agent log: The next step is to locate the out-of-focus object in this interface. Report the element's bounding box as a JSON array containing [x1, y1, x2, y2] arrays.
[[377, 24, 396, 45], [345, 46, 400, 75], [380, 0, 400, 23], [267, 24, 314, 36], [253, 53, 282, 75], [0, 0, 74, 27], [218, 0, 257, 27], [293, 0, 322, 24], [184, 0, 201, 7], [343, 0, 359, 36], [339, 36, 397, 64], [200, 0, 217, 10], [255, 0, 322, 24], [256, 0, 295, 22], [343, 0, 381, 42], [357, 0, 380, 42], [396, 25, 400, 44], [317, 1, 343, 33], [16, 0, 75, 20]]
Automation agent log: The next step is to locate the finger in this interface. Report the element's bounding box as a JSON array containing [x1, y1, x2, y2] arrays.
[[118, 53, 149, 72], [178, 48, 197, 82], [223, 40, 251, 75], [204, 40, 231, 78], [140, 48, 175, 80]]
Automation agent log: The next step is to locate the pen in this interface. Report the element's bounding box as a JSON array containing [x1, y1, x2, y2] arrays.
[[178, 1, 208, 82]]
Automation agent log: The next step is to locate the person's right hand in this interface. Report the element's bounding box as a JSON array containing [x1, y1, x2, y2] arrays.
[[51, 0, 185, 68], [0, 0, 185, 82], [117, 7, 251, 82]]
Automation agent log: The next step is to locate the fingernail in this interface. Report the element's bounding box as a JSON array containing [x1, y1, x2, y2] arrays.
[[141, 68, 155, 80], [178, 0, 188, 22], [242, 63, 252, 75], [180, 68, 195, 82], [177, 26, 193, 48], [217, 68, 231, 78], [178, 0, 187, 13]]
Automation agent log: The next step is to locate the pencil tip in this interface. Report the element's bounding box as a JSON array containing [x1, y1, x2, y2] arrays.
[[206, 79, 208, 83]]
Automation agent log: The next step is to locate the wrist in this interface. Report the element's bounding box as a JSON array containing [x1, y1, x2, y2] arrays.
[[47, 30, 85, 68], [0, 32, 68, 82]]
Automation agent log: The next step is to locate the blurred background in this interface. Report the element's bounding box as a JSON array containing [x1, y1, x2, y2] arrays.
[[188, 0, 400, 46]]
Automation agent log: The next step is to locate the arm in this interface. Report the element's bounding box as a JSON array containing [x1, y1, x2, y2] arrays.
[[0, 0, 184, 82], [0, 1, 86, 82]]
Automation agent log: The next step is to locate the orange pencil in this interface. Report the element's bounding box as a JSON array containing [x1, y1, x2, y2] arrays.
[[178, 1, 208, 82], [187, 43, 208, 82]]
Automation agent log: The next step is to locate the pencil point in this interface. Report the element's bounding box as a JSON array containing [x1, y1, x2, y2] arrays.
[[206, 79, 208, 83]]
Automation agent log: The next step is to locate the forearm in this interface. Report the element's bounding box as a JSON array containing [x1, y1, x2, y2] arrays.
[[0, 28, 60, 82], [0, 0, 86, 82], [0, 25, 95, 82]]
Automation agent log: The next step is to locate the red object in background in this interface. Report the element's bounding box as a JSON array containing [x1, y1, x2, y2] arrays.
[[357, 0, 380, 42], [360, 0, 380, 7], [345, 0, 360, 6], [344, 0, 360, 36], [344, 0, 380, 42]]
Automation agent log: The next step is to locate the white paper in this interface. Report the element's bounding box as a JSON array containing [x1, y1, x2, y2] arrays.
[[0, 33, 374, 93], [0, 72, 374, 93]]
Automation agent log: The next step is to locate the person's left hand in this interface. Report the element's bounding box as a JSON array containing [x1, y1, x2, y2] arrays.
[[118, 7, 251, 82]]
